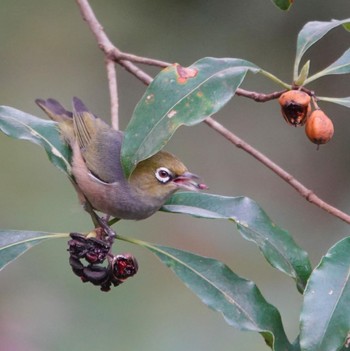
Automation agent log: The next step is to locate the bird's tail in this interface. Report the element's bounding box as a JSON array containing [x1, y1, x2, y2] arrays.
[[35, 98, 73, 123]]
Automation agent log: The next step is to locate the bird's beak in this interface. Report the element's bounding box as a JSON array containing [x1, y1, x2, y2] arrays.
[[173, 172, 208, 191]]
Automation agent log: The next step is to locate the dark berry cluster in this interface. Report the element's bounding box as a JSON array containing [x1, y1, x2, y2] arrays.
[[68, 233, 138, 292]]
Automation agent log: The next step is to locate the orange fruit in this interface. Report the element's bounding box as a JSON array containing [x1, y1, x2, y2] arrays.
[[279, 90, 311, 126], [305, 109, 334, 145]]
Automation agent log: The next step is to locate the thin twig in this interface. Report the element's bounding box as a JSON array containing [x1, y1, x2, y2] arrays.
[[76, 0, 115, 51], [235, 88, 286, 102], [118, 60, 153, 85], [75, 0, 350, 225], [76, 0, 119, 129], [105, 58, 119, 129], [117, 52, 170, 67]]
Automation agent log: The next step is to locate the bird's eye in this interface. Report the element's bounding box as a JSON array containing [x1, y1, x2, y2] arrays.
[[155, 167, 173, 184]]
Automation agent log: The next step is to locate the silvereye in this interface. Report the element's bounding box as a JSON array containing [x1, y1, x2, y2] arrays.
[[36, 97, 206, 220]]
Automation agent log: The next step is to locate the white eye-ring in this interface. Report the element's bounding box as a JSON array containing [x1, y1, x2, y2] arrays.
[[155, 167, 173, 184]]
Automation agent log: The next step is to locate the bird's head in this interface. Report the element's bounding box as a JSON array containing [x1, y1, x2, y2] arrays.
[[129, 151, 207, 202]]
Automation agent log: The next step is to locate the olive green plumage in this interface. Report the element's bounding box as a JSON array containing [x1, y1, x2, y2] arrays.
[[36, 97, 205, 220]]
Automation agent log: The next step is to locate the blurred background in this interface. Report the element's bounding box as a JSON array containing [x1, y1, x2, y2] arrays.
[[1, 1, 350, 350]]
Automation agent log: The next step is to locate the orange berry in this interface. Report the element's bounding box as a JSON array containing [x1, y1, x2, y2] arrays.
[[305, 109, 334, 145], [279, 90, 311, 126]]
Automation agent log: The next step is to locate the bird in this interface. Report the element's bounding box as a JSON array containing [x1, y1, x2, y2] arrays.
[[36, 97, 207, 220]]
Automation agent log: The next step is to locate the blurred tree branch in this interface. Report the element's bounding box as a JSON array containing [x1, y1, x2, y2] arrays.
[[75, 0, 350, 225]]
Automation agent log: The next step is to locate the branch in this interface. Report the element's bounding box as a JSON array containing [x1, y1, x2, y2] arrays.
[[76, 0, 119, 129], [105, 58, 119, 130], [75, 0, 350, 225], [117, 52, 169, 68], [235, 88, 286, 102], [204, 117, 350, 225], [118, 60, 153, 85]]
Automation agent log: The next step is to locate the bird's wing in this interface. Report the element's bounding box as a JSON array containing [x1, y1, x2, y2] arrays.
[[72, 97, 125, 184]]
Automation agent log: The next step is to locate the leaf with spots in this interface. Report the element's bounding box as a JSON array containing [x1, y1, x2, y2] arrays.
[[121, 57, 259, 177], [0, 106, 71, 175], [162, 192, 312, 293]]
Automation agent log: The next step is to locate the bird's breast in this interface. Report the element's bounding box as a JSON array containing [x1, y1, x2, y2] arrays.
[[71, 142, 163, 219]]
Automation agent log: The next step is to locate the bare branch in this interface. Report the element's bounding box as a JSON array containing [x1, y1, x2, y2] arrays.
[[117, 52, 170, 68], [105, 58, 119, 129], [76, 0, 116, 52], [204, 117, 350, 225], [236, 88, 286, 102], [76, 0, 120, 128], [75, 0, 350, 225], [118, 60, 153, 85]]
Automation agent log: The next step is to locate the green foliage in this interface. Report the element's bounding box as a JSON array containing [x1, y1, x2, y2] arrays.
[[137, 240, 292, 350], [0, 106, 71, 175], [1, 18, 350, 351], [317, 96, 350, 108], [293, 18, 350, 81], [294, 60, 310, 86], [271, 0, 293, 11], [162, 192, 311, 292], [0, 230, 68, 271], [121, 58, 258, 177], [304, 48, 350, 84], [300, 238, 350, 351]]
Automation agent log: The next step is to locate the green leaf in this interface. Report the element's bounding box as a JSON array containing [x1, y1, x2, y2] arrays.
[[305, 48, 350, 84], [135, 240, 292, 351], [294, 60, 310, 86], [343, 23, 350, 32], [0, 106, 71, 175], [300, 237, 350, 351], [0, 230, 68, 271], [121, 57, 259, 177], [161, 192, 312, 292], [317, 96, 350, 108], [271, 0, 293, 11], [293, 18, 350, 80]]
